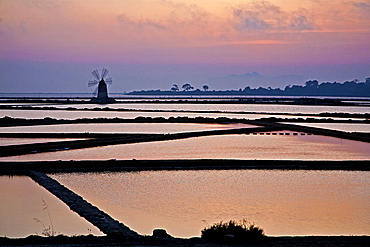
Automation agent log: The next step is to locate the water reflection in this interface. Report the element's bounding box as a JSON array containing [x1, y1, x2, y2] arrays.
[[0, 138, 87, 146], [283, 122, 370, 132], [51, 170, 370, 237], [0, 109, 293, 120], [52, 103, 370, 114], [2, 133, 369, 161], [0, 123, 254, 134], [0, 176, 103, 238]]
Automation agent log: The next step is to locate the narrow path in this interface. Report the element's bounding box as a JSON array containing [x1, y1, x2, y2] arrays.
[[27, 170, 141, 238]]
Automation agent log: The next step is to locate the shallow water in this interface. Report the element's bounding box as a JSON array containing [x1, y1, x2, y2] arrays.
[[56, 103, 370, 114], [0, 123, 254, 134], [0, 138, 87, 146], [0, 176, 103, 238], [2, 101, 369, 239], [51, 170, 370, 237], [0, 109, 294, 120], [2, 133, 369, 161], [283, 122, 370, 132]]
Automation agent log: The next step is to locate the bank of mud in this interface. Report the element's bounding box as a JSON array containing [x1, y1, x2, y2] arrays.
[[1, 160, 369, 174], [1, 234, 370, 246]]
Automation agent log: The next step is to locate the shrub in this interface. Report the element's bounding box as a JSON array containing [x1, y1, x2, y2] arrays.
[[201, 219, 265, 243]]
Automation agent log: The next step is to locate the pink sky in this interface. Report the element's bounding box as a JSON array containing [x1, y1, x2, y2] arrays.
[[0, 0, 369, 92]]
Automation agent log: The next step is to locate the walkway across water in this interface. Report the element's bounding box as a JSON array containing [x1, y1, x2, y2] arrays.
[[27, 170, 141, 239]]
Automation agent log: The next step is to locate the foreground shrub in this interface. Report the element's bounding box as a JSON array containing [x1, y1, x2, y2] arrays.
[[201, 219, 265, 243]]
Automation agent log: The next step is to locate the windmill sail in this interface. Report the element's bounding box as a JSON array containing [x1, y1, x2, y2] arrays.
[[101, 68, 109, 79], [88, 80, 99, 87], [92, 69, 100, 80], [105, 77, 112, 84]]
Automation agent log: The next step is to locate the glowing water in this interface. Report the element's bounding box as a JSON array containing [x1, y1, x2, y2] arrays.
[[0, 176, 103, 238], [51, 170, 370, 237], [2, 132, 369, 161]]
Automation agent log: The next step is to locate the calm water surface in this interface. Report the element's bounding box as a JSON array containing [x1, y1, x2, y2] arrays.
[[2, 133, 369, 161], [51, 170, 370, 237], [283, 123, 370, 132], [0, 109, 295, 120], [0, 176, 103, 238], [52, 103, 370, 114], [0, 138, 87, 146], [0, 123, 254, 134]]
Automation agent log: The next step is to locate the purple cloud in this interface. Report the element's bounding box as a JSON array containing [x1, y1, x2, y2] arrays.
[[232, 0, 316, 32]]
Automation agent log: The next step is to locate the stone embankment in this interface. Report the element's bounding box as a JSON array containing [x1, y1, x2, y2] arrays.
[[2, 160, 369, 174], [27, 170, 141, 239]]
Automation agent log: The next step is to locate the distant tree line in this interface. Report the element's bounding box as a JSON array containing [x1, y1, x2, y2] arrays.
[[127, 78, 370, 97]]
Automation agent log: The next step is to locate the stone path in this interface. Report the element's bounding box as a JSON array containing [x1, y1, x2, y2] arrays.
[[27, 170, 141, 239]]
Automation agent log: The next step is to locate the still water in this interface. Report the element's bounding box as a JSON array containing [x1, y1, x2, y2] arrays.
[[0, 176, 103, 238], [0, 109, 295, 120], [51, 170, 370, 237], [2, 133, 369, 161], [0, 138, 87, 146], [0, 123, 254, 134], [55, 103, 370, 114], [283, 122, 370, 132]]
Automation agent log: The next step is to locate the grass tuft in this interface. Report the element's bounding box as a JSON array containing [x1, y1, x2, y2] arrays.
[[34, 199, 56, 237]]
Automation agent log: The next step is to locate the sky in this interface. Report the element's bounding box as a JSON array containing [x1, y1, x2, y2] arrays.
[[0, 0, 369, 93]]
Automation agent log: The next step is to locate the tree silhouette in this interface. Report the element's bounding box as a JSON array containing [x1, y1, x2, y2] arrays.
[[366, 78, 370, 85], [182, 83, 194, 91], [305, 80, 319, 89], [127, 77, 370, 97], [171, 84, 179, 92]]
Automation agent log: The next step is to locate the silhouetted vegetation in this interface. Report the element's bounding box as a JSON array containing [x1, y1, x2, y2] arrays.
[[182, 83, 194, 91], [170, 84, 179, 92], [127, 77, 370, 97], [201, 219, 265, 244], [34, 199, 56, 237]]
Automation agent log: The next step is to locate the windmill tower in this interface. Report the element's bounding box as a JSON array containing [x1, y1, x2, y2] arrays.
[[88, 68, 116, 103]]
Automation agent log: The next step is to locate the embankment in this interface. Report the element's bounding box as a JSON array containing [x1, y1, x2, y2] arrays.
[[27, 170, 141, 238], [1, 160, 369, 174]]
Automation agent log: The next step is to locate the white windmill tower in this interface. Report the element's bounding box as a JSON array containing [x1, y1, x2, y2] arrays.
[[88, 68, 116, 103]]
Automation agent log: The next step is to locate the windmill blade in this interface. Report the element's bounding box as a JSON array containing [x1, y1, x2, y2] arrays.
[[91, 69, 100, 80], [105, 77, 112, 85], [92, 87, 98, 96], [88, 80, 99, 87], [101, 68, 109, 79]]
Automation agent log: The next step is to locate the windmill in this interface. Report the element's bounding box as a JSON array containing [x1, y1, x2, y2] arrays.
[[88, 68, 115, 103]]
